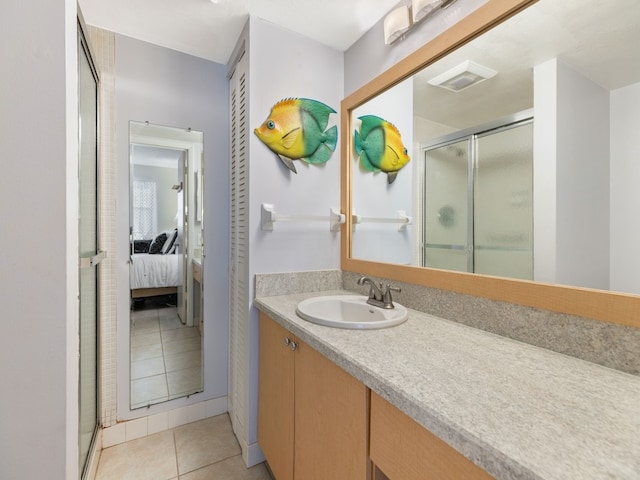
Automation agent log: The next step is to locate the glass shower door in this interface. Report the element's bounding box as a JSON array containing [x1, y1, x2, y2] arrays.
[[474, 122, 533, 280], [78, 28, 99, 478], [423, 139, 471, 272]]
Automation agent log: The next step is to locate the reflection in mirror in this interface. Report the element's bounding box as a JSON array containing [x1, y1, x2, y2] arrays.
[[129, 121, 204, 409], [349, 0, 640, 294]]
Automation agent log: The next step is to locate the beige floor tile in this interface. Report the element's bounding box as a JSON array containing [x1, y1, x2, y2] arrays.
[[164, 350, 202, 373], [131, 374, 168, 407], [131, 356, 166, 380], [131, 308, 159, 320], [131, 316, 160, 332], [95, 430, 177, 480], [174, 415, 241, 475], [180, 455, 273, 480], [161, 325, 200, 342], [163, 336, 201, 355], [167, 366, 202, 397], [160, 315, 184, 331], [157, 306, 178, 317], [131, 342, 164, 362], [131, 330, 162, 347]]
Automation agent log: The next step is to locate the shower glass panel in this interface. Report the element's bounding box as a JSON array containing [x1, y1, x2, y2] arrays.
[[474, 122, 533, 280], [78, 28, 99, 477], [422, 117, 533, 277], [423, 139, 470, 272]]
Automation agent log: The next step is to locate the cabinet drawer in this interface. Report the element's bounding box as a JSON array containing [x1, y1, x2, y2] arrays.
[[370, 392, 493, 480]]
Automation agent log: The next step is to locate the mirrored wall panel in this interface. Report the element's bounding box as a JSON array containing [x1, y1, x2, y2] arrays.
[[349, 0, 640, 294], [129, 121, 204, 409]]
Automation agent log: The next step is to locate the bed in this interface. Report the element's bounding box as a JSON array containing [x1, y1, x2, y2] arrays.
[[130, 229, 180, 299]]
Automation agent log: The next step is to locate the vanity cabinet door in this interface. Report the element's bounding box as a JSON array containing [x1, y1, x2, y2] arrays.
[[294, 337, 368, 480], [258, 313, 295, 480], [258, 313, 368, 480], [370, 392, 493, 480]]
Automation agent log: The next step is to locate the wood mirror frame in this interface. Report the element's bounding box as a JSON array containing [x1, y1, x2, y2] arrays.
[[340, 0, 640, 329]]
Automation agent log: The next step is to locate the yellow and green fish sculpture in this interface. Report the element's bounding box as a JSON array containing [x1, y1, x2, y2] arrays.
[[254, 98, 338, 174], [354, 115, 410, 184]]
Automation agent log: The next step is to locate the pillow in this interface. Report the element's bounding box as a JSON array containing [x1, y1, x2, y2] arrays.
[[162, 229, 178, 254], [133, 239, 152, 254], [148, 232, 168, 255]]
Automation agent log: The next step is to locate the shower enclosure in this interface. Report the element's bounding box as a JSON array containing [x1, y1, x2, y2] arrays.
[[78, 22, 100, 479], [421, 116, 533, 280]]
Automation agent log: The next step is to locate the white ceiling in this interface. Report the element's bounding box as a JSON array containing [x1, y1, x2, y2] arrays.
[[412, 0, 640, 132], [78, 0, 401, 64]]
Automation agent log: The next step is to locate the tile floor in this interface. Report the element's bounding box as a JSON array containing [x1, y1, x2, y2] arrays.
[[96, 414, 273, 479], [130, 302, 202, 409]]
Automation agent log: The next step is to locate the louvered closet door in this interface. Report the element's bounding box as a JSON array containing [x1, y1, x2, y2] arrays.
[[229, 51, 249, 439]]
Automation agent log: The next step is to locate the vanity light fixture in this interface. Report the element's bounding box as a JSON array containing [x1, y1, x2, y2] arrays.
[[385, 0, 459, 45], [384, 5, 412, 45], [428, 60, 498, 92], [412, 0, 443, 23]]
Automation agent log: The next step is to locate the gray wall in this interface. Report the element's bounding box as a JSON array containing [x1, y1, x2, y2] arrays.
[[228, 15, 345, 465], [115, 34, 230, 420], [0, 0, 79, 478]]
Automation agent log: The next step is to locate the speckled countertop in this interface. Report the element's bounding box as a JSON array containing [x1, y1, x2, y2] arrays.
[[255, 290, 640, 480]]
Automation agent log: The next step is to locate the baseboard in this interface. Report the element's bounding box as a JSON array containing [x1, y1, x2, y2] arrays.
[[102, 396, 228, 448], [243, 440, 266, 468]]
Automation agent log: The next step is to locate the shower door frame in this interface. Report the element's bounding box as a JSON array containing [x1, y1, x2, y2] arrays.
[[78, 19, 101, 480]]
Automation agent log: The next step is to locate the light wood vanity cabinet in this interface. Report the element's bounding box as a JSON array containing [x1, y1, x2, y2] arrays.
[[258, 312, 368, 480], [370, 392, 493, 480]]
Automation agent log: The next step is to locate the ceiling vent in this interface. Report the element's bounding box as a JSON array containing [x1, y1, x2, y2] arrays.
[[428, 60, 497, 92]]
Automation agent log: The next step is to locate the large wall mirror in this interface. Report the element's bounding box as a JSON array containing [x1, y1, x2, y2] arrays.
[[341, 0, 640, 327], [129, 121, 204, 409]]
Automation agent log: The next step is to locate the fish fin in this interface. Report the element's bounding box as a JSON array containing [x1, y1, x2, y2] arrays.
[[361, 128, 385, 167], [383, 120, 402, 138], [271, 98, 299, 115], [387, 171, 398, 184], [359, 151, 380, 172], [299, 98, 336, 131], [277, 154, 297, 174], [323, 125, 338, 152], [354, 130, 363, 155], [281, 127, 300, 149], [358, 115, 384, 139], [303, 142, 332, 164]]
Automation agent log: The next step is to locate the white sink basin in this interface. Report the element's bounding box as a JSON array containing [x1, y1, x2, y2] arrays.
[[296, 295, 408, 329]]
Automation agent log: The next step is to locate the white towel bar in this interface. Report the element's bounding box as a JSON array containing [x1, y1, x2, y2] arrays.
[[261, 203, 345, 232], [352, 210, 412, 232]]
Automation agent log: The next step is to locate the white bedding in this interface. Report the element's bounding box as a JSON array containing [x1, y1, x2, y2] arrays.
[[130, 253, 180, 289]]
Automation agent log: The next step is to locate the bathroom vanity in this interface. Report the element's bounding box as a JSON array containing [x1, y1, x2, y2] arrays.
[[255, 290, 640, 480], [258, 312, 367, 480]]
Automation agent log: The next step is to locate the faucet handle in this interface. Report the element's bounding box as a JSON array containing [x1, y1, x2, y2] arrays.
[[382, 284, 401, 307]]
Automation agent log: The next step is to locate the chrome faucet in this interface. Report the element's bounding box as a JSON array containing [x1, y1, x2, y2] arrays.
[[357, 276, 401, 309]]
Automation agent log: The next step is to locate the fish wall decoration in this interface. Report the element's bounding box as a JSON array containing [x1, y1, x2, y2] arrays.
[[254, 98, 338, 174], [354, 115, 410, 184]]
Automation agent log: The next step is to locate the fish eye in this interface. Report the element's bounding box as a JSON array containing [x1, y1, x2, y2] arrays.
[[267, 120, 275, 130], [403, 147, 408, 155]]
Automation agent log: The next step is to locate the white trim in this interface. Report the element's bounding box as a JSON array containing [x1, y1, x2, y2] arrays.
[[84, 430, 102, 480], [243, 441, 266, 468], [102, 397, 228, 448]]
